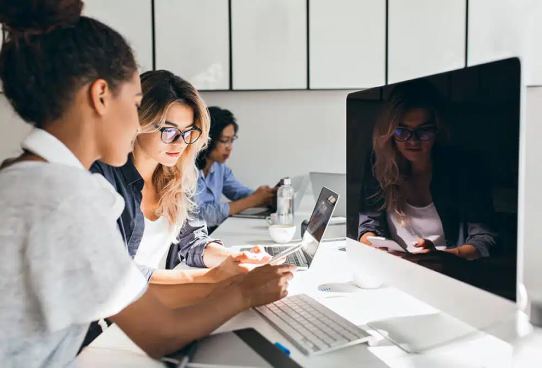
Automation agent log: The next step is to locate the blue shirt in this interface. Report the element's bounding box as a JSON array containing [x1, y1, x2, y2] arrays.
[[196, 162, 253, 227]]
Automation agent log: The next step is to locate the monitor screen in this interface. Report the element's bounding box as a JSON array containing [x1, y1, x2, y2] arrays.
[[347, 58, 520, 302], [303, 187, 339, 261]]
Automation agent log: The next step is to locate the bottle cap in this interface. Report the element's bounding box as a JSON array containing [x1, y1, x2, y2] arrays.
[[282, 177, 291, 185]]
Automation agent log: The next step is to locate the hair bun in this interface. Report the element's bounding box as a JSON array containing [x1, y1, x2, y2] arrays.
[[0, 0, 83, 37]]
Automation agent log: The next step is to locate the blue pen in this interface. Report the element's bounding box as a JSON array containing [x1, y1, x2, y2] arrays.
[[274, 342, 291, 356]]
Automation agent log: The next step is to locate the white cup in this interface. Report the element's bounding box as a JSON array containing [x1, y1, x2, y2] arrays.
[[269, 224, 296, 244], [266, 213, 279, 225]]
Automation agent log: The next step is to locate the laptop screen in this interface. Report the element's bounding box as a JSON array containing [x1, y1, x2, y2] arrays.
[[302, 187, 339, 262]]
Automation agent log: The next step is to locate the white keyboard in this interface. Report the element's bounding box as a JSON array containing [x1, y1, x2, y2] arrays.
[[255, 293, 371, 356]]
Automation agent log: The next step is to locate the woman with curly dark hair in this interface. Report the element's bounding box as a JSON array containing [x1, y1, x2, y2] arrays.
[[0, 1, 294, 365]]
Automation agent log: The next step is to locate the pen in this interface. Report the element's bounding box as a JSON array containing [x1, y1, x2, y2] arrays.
[[274, 342, 291, 356]]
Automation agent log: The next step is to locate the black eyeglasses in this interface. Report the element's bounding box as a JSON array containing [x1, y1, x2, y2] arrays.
[[216, 136, 238, 147], [155, 125, 202, 144], [393, 127, 437, 142]]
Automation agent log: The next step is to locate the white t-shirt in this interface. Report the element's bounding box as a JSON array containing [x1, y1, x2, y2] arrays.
[[387, 202, 446, 252], [0, 129, 147, 368], [134, 216, 174, 268]]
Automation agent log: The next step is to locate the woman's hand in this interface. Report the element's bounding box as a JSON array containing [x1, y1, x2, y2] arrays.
[[360, 232, 388, 252], [411, 238, 438, 253], [207, 256, 249, 283], [411, 239, 479, 260], [232, 245, 272, 264], [359, 232, 375, 245], [235, 264, 296, 308], [210, 265, 296, 307], [208, 246, 275, 282], [250, 186, 276, 207]]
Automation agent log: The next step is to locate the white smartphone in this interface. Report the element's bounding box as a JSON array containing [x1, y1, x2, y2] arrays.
[[366, 236, 409, 253], [266, 243, 304, 265]]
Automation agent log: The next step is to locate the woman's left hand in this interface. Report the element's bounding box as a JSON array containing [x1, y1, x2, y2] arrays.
[[209, 246, 275, 282], [232, 245, 272, 264], [411, 238, 438, 253], [411, 239, 464, 258]]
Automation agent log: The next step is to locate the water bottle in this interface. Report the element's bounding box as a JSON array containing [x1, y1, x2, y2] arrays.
[[277, 177, 295, 225]]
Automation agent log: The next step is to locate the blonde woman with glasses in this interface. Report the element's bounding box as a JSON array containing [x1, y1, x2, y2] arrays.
[[358, 79, 497, 261], [85, 71, 273, 346]]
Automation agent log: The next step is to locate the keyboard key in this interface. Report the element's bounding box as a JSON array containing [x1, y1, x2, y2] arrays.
[[342, 330, 359, 341], [329, 338, 349, 347], [300, 337, 320, 352], [310, 337, 329, 350], [320, 334, 336, 345]]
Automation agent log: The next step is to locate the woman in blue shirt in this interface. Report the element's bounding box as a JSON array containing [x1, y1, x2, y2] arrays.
[[195, 107, 275, 228]]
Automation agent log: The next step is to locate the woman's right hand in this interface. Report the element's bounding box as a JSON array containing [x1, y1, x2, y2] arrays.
[[360, 232, 390, 252], [251, 185, 275, 207], [235, 264, 296, 309], [359, 232, 376, 245]]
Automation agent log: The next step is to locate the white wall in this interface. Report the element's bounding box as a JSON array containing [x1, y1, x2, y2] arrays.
[[0, 90, 351, 188], [0, 95, 31, 162], [200, 90, 352, 189], [521, 86, 542, 315]]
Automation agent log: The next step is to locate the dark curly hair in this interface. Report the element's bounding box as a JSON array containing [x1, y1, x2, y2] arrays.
[[0, 0, 137, 128], [196, 106, 239, 170]]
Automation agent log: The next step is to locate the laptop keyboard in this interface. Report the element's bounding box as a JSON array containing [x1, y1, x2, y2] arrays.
[[256, 293, 371, 355], [265, 246, 308, 266]]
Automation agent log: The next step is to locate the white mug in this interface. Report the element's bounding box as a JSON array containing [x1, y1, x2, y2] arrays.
[[266, 213, 279, 225], [268, 224, 296, 244]]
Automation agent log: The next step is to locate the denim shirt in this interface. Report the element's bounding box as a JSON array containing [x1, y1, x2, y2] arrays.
[[358, 149, 498, 257], [90, 158, 220, 280], [195, 162, 253, 227]]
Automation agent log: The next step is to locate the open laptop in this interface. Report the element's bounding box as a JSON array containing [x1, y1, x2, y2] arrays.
[[233, 174, 310, 219], [310, 172, 346, 218], [238, 187, 339, 270]]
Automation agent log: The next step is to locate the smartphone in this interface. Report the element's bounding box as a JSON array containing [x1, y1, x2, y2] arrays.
[[266, 242, 304, 265], [366, 236, 409, 253]]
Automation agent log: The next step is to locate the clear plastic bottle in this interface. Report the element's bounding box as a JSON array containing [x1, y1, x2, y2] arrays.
[[277, 177, 294, 225]]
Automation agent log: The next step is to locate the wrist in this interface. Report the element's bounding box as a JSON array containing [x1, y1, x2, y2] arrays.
[[203, 267, 221, 283], [248, 193, 260, 207], [227, 282, 250, 311], [202, 242, 230, 268], [444, 248, 460, 256]]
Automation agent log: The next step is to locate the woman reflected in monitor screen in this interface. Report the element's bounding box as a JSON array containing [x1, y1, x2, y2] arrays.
[[358, 79, 498, 262]]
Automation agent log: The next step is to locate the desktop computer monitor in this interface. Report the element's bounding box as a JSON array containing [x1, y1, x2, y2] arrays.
[[346, 58, 520, 351]]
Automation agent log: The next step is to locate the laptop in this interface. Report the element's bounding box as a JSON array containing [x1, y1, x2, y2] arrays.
[[310, 172, 346, 218], [238, 187, 339, 270], [233, 174, 310, 219]]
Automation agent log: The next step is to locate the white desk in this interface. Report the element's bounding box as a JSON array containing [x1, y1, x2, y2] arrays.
[[75, 194, 514, 368]]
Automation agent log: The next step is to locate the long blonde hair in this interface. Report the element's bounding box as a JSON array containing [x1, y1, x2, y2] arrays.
[[137, 70, 210, 232], [372, 79, 446, 226]]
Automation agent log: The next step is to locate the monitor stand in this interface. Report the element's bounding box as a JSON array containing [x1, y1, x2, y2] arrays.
[[367, 313, 481, 353]]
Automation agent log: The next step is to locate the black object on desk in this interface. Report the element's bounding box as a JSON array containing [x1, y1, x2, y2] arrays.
[[301, 219, 309, 238], [161, 341, 198, 368], [164, 328, 302, 368]]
